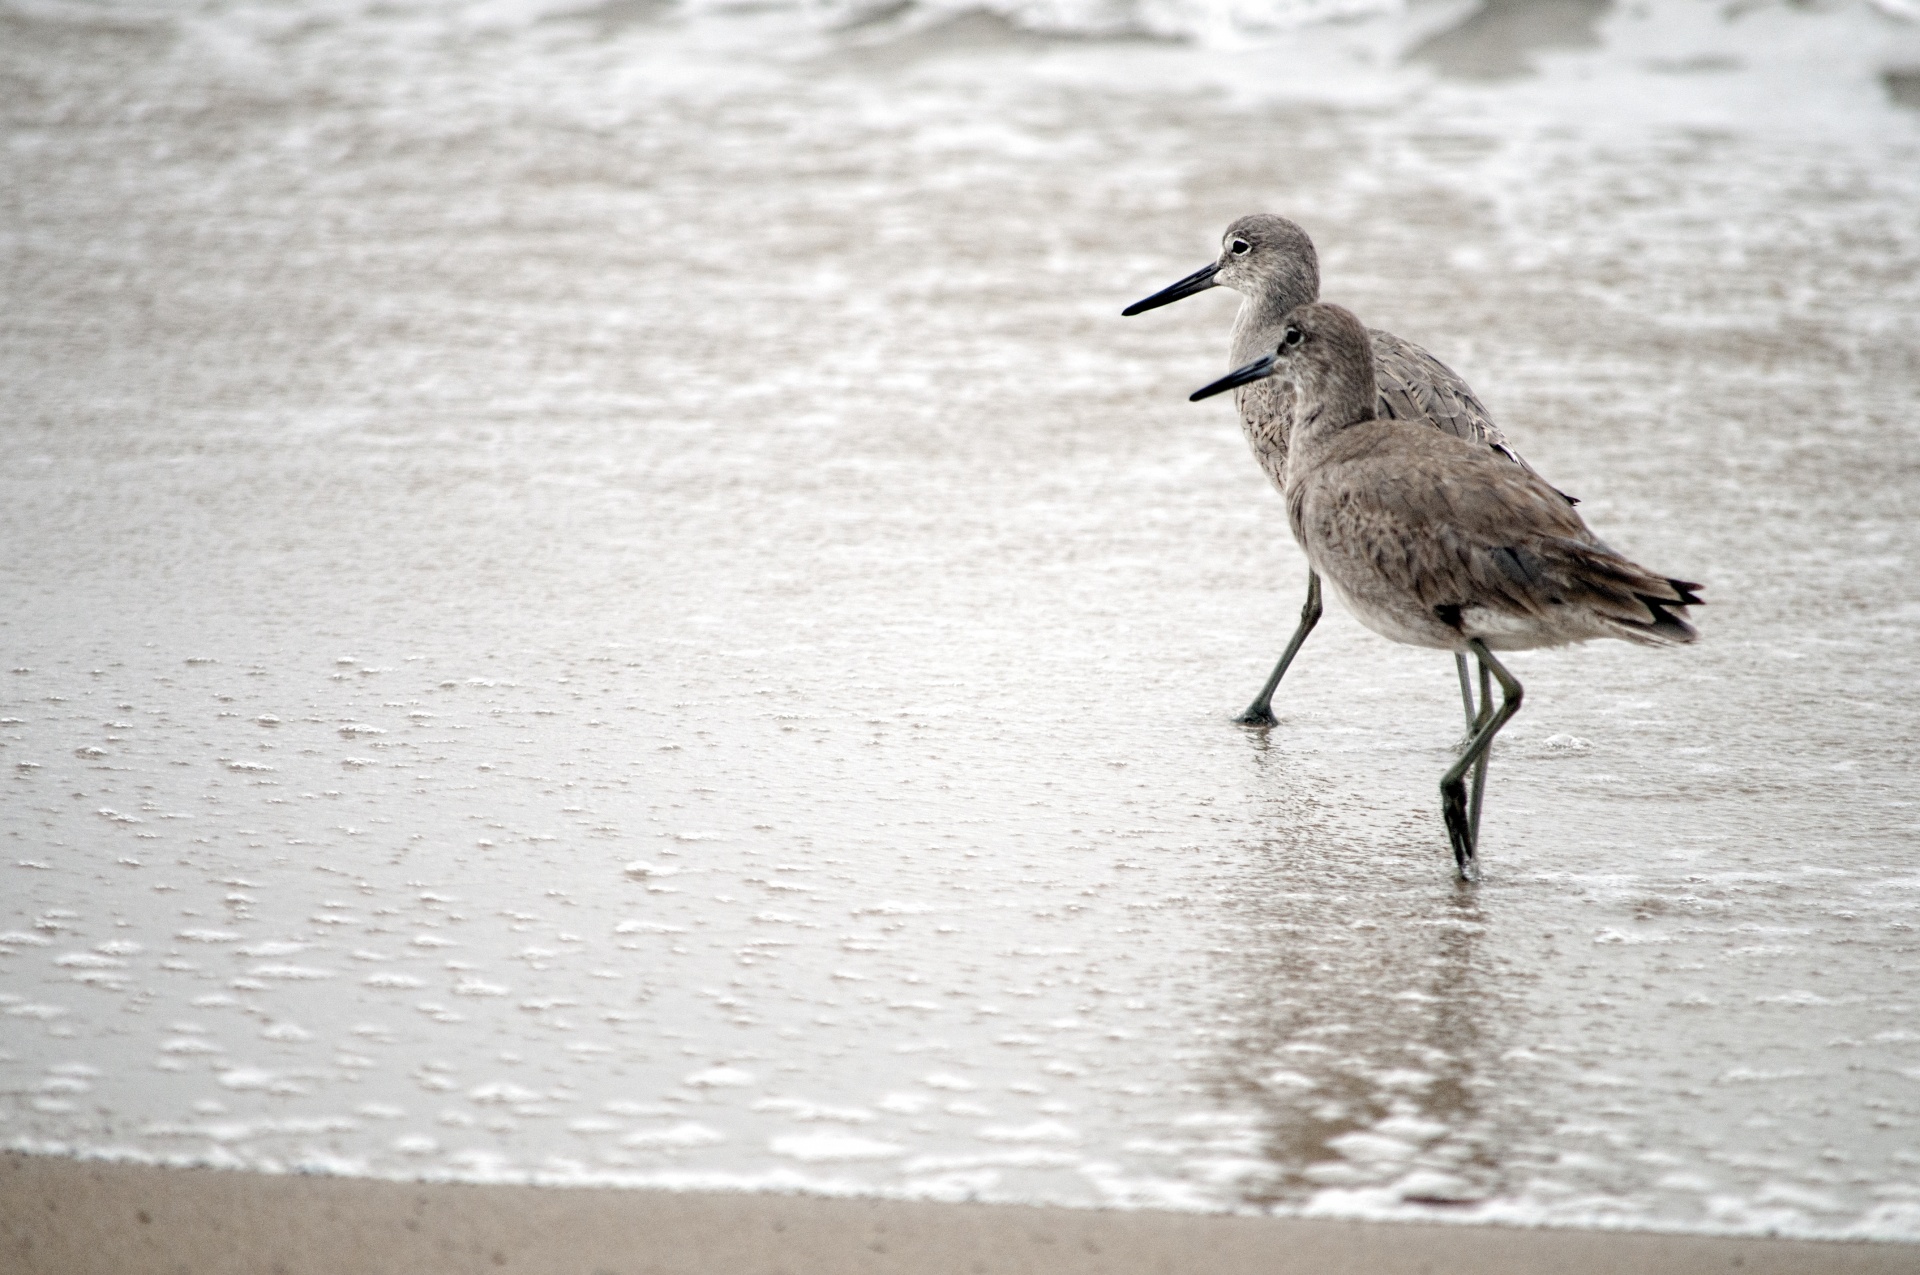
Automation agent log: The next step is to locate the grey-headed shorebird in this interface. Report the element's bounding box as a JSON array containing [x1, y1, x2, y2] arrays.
[[1191, 302, 1701, 878], [1124, 215, 1551, 730]]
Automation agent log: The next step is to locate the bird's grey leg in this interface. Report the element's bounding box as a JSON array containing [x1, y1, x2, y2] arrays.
[[1440, 640, 1523, 881], [1236, 570, 1323, 728], [1468, 658, 1493, 843], [1454, 653, 1478, 731]]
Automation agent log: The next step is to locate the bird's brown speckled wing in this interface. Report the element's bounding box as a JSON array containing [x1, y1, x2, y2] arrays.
[[1369, 327, 1516, 455], [1293, 426, 1697, 645], [1368, 327, 1579, 500]]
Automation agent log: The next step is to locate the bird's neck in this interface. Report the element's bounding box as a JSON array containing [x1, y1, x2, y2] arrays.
[[1289, 371, 1378, 453], [1228, 282, 1317, 366]]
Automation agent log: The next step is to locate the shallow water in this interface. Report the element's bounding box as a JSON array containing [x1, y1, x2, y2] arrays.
[[4, 0, 1920, 1240]]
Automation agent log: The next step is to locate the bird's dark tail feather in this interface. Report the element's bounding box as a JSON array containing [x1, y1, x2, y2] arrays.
[[1632, 594, 1699, 644], [1625, 578, 1703, 644]]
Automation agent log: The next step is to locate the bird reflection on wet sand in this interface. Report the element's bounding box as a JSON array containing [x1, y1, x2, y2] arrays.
[[1194, 742, 1519, 1210]]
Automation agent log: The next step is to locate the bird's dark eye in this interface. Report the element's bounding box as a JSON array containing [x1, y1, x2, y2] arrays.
[[1282, 326, 1303, 348], [1229, 239, 1251, 255]]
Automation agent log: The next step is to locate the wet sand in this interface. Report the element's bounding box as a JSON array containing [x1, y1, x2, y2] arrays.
[[5, 1151, 1918, 1275], [6, 0, 1920, 1252]]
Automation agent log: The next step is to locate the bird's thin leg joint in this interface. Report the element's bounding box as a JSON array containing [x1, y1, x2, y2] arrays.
[[1440, 640, 1522, 880], [1468, 658, 1493, 843], [1454, 653, 1477, 735], [1237, 571, 1322, 728]]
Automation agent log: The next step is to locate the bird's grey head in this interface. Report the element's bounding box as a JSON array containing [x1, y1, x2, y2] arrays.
[[1189, 301, 1376, 426], [1121, 214, 1320, 317], [1212, 214, 1319, 305]]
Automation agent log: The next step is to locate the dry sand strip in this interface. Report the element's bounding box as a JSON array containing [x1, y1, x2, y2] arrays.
[[4, 1152, 1916, 1275]]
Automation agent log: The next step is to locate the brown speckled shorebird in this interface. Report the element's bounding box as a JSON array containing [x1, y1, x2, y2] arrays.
[[1124, 215, 1552, 730], [1191, 302, 1701, 878]]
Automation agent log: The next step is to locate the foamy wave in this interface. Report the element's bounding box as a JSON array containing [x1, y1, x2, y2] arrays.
[[786, 0, 1404, 40]]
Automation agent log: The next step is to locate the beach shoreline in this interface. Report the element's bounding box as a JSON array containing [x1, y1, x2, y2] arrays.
[[5, 1151, 1917, 1275], [6, 0, 1920, 1247]]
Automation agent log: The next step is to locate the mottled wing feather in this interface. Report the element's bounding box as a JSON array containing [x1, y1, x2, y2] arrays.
[[1294, 430, 1697, 646], [1369, 327, 1576, 500], [1368, 328, 1504, 450]]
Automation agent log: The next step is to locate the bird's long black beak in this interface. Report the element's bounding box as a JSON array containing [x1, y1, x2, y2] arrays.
[[1121, 261, 1220, 316], [1189, 353, 1276, 402]]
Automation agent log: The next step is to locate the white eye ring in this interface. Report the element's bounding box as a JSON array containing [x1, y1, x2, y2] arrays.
[[1229, 239, 1251, 255], [1282, 326, 1303, 348]]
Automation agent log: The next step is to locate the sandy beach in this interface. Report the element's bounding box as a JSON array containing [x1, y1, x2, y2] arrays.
[[5, 0, 1920, 1262], [7, 1151, 1920, 1274]]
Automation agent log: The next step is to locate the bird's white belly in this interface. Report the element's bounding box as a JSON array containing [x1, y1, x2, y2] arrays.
[[1316, 570, 1462, 652], [1462, 604, 1603, 652]]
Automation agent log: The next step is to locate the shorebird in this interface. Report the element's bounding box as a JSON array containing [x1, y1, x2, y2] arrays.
[[1124, 215, 1550, 730], [1191, 302, 1701, 877]]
